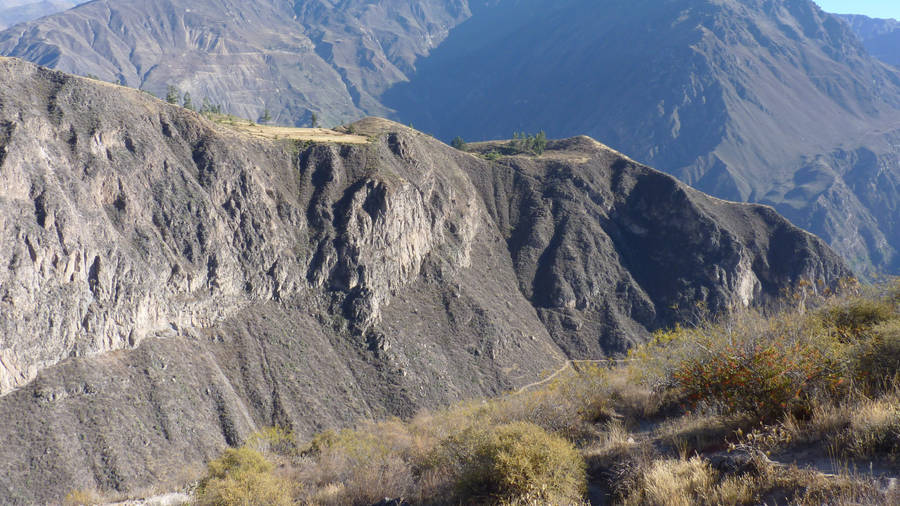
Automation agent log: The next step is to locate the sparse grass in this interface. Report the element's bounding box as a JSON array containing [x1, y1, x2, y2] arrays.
[[203, 113, 369, 144]]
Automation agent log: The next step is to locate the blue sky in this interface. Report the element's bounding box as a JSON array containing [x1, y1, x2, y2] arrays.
[[815, 1, 900, 19]]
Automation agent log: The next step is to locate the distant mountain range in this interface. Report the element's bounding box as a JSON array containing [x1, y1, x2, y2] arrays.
[[0, 0, 82, 29], [0, 0, 897, 275], [386, 0, 900, 276], [837, 13, 900, 67], [0, 0, 476, 126]]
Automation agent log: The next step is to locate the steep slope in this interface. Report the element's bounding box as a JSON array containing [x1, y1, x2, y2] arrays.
[[837, 13, 900, 67], [0, 0, 473, 125], [0, 0, 82, 30], [0, 58, 849, 503], [385, 0, 900, 276]]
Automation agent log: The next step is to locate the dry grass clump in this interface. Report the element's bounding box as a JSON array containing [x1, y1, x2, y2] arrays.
[[828, 389, 900, 461], [614, 452, 897, 506], [851, 319, 900, 393], [618, 456, 744, 506]]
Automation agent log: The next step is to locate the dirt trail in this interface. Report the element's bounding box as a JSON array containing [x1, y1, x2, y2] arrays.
[[513, 359, 632, 395]]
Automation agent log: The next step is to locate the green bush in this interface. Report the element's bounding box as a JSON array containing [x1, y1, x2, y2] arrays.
[[195, 446, 294, 506], [509, 131, 548, 155], [439, 421, 586, 504]]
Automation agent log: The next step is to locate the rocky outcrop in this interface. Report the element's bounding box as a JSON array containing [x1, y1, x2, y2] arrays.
[[464, 137, 849, 356], [0, 59, 850, 503]]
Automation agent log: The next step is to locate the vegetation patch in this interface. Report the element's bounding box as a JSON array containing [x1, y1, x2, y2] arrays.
[[190, 280, 899, 505]]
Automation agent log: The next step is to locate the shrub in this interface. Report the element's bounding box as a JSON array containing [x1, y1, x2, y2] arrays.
[[850, 319, 900, 392], [833, 394, 900, 461], [244, 426, 299, 456], [194, 446, 294, 506], [670, 333, 844, 419], [299, 423, 416, 505], [165, 85, 180, 105], [509, 131, 548, 155], [822, 297, 895, 337], [438, 421, 586, 504], [630, 309, 852, 420], [451, 136, 467, 151], [63, 489, 99, 506]]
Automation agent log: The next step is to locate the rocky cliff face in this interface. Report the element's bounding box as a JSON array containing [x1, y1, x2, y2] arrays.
[[0, 58, 850, 503]]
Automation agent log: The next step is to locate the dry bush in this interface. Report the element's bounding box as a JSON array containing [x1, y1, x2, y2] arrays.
[[63, 489, 100, 506], [639, 310, 848, 419], [244, 426, 300, 457], [851, 319, 900, 392], [487, 365, 614, 439], [194, 446, 294, 506], [615, 452, 897, 506], [296, 421, 418, 505], [821, 295, 896, 337], [619, 456, 726, 506], [434, 421, 586, 505]]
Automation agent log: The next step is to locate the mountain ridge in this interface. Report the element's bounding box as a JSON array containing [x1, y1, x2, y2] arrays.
[[0, 0, 82, 30], [837, 13, 900, 67]]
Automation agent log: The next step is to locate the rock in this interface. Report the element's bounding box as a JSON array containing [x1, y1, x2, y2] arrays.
[[707, 449, 764, 476], [370, 499, 410, 506]]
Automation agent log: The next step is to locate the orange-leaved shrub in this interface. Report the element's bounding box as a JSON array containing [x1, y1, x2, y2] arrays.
[[671, 334, 845, 419]]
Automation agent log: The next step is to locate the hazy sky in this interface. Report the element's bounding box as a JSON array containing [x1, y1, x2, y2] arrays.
[[816, 1, 900, 19]]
